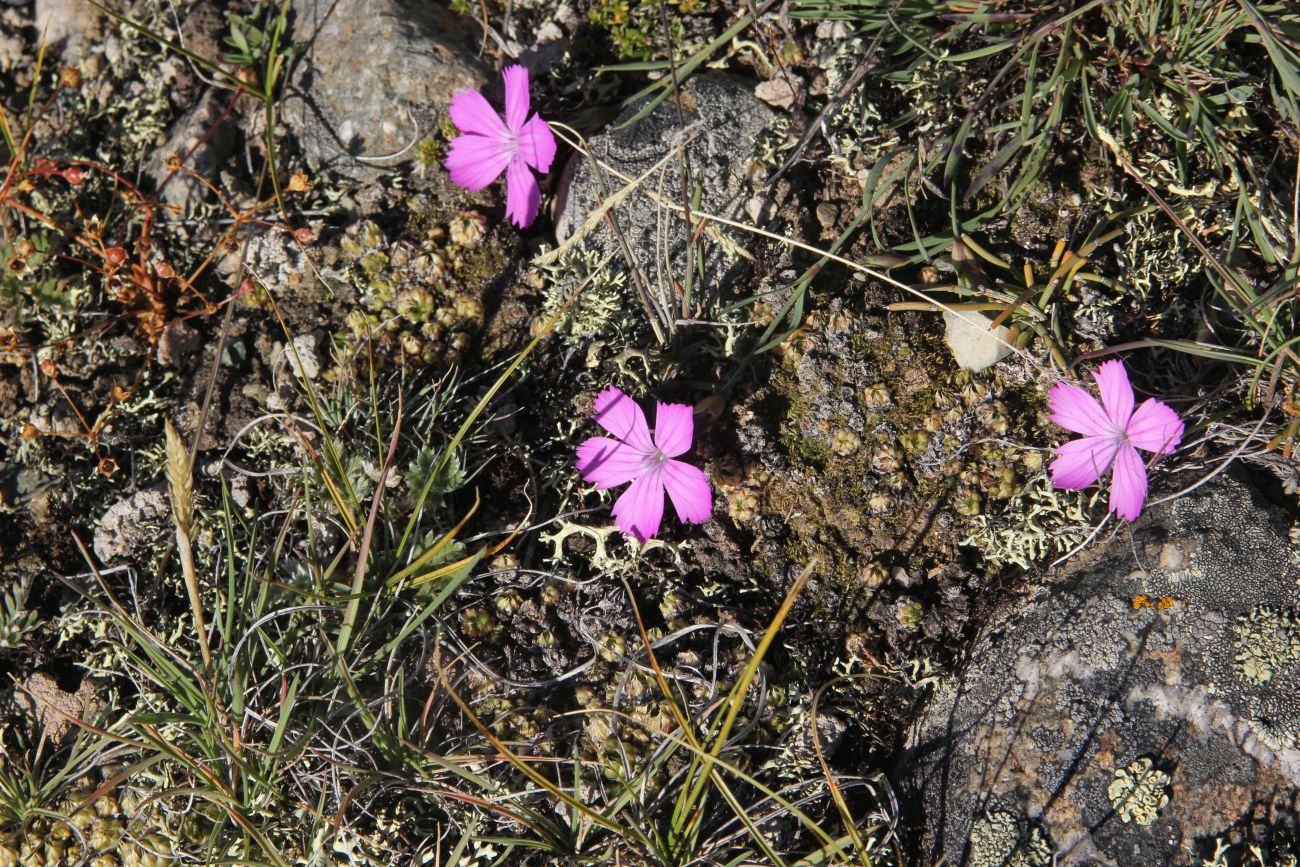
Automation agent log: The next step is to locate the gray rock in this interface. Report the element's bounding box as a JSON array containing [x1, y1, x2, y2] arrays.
[[228, 224, 316, 300], [0, 9, 29, 72], [284, 0, 489, 178], [906, 474, 1300, 865], [554, 74, 777, 306], [94, 488, 170, 564], [34, 0, 104, 56], [147, 89, 241, 214]]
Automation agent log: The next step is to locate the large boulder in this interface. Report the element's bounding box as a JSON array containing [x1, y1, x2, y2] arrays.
[[907, 474, 1300, 865], [284, 0, 489, 178]]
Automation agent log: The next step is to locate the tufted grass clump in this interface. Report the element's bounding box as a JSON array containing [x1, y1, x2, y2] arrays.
[[25, 330, 546, 862]]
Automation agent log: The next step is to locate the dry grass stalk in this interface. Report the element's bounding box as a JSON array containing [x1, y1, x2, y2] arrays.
[[166, 418, 211, 671]]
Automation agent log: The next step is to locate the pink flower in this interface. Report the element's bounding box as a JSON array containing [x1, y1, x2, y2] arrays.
[[444, 65, 557, 228], [576, 386, 713, 541], [1048, 359, 1184, 522]]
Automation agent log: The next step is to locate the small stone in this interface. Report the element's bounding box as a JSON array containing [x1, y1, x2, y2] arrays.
[[146, 89, 240, 213], [156, 319, 200, 367], [943, 310, 1013, 371], [815, 202, 839, 231], [14, 673, 101, 744], [221, 336, 247, 367], [0, 10, 28, 73], [93, 488, 170, 563], [35, 0, 104, 56], [285, 333, 322, 380], [754, 76, 799, 109]]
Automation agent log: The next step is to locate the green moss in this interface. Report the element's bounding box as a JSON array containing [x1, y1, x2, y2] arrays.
[[586, 0, 714, 61]]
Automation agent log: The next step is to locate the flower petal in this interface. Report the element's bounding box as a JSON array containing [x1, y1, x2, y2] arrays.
[[653, 402, 694, 458], [576, 436, 644, 490], [501, 65, 530, 133], [504, 157, 541, 228], [1109, 443, 1148, 522], [1048, 381, 1115, 437], [1050, 435, 1119, 490], [612, 468, 665, 541], [663, 459, 711, 524], [518, 114, 556, 173], [592, 386, 654, 452], [1093, 359, 1134, 427], [1126, 398, 1183, 455], [444, 134, 512, 191], [449, 89, 508, 138]]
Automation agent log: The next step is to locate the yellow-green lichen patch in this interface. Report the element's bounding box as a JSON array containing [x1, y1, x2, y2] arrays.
[[1233, 605, 1300, 686], [1249, 710, 1300, 753], [1107, 758, 1171, 825], [961, 475, 1092, 571], [967, 810, 1053, 867], [537, 247, 635, 346]]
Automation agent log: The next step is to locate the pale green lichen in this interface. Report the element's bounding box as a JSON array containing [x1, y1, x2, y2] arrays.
[[818, 37, 901, 174], [967, 810, 1053, 867], [1107, 758, 1170, 825], [752, 114, 796, 168], [960, 475, 1091, 570], [1248, 713, 1299, 752], [1233, 605, 1300, 685], [538, 247, 633, 346], [538, 519, 680, 574]]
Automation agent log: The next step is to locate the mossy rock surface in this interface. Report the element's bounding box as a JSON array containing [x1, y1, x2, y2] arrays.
[[906, 473, 1300, 866]]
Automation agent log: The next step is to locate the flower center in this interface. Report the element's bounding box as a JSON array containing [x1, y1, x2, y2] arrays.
[[642, 449, 667, 472], [501, 130, 520, 158]]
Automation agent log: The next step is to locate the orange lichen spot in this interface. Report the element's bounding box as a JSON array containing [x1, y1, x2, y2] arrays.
[[1132, 594, 1153, 610], [1156, 596, 1176, 611]]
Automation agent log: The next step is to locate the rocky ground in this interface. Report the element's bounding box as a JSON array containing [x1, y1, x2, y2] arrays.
[[0, 0, 1298, 865]]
